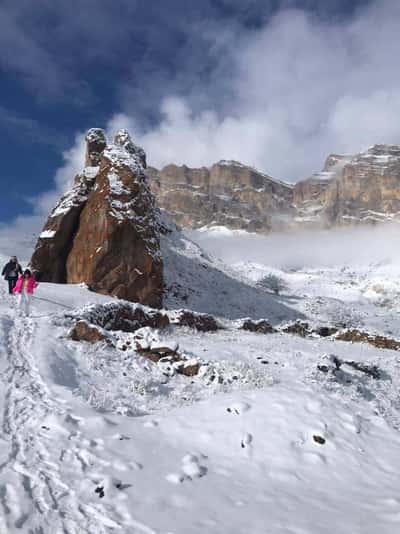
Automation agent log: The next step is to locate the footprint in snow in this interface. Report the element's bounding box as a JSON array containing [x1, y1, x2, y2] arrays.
[[166, 454, 208, 484], [226, 402, 251, 415], [241, 433, 253, 449], [112, 433, 131, 441], [143, 419, 159, 428], [181, 454, 208, 478]]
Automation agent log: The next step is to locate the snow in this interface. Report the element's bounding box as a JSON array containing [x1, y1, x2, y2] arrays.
[[1, 228, 400, 533], [108, 170, 130, 196], [216, 160, 294, 189], [39, 230, 56, 239], [103, 144, 142, 174]]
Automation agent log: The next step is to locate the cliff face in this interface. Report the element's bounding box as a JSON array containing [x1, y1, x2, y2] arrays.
[[31, 129, 163, 307], [148, 160, 294, 232], [323, 145, 400, 225], [149, 145, 400, 232]]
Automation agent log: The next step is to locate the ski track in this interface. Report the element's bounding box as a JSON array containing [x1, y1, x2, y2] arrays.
[[0, 311, 142, 534]]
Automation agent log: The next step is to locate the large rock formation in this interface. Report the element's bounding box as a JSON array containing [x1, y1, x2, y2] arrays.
[[31, 129, 163, 307], [148, 144, 400, 232], [148, 160, 294, 232], [323, 145, 400, 225]]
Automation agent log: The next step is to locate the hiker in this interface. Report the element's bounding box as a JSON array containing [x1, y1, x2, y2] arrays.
[[13, 269, 38, 317], [2, 256, 23, 294]]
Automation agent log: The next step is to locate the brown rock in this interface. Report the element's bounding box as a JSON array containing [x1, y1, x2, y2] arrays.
[[148, 161, 294, 232], [335, 329, 400, 350], [31, 129, 163, 307], [281, 321, 310, 337], [241, 319, 276, 334], [85, 128, 107, 167], [148, 144, 400, 232], [177, 361, 200, 376], [173, 310, 219, 332], [30, 167, 99, 282], [71, 302, 169, 333], [136, 346, 200, 376], [70, 320, 107, 343]]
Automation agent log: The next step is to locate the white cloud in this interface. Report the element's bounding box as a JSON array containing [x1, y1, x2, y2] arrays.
[[188, 224, 400, 270], [4, 0, 400, 256], [112, 0, 400, 181]]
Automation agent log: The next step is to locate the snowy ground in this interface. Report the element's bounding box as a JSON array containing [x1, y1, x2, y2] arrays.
[[0, 227, 400, 533]]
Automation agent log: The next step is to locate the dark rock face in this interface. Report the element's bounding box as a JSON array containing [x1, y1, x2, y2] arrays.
[[31, 130, 163, 307], [30, 167, 98, 282]]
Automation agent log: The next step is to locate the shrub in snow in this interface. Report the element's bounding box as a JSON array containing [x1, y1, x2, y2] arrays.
[[257, 274, 287, 295]]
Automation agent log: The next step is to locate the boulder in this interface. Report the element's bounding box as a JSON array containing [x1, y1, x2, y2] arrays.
[[241, 319, 276, 334], [171, 310, 219, 332], [136, 346, 200, 376], [70, 320, 108, 343], [281, 320, 310, 337], [69, 302, 169, 333], [177, 359, 200, 377], [314, 326, 338, 337]]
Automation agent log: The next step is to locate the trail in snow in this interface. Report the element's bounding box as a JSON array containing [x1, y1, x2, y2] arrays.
[[0, 247, 400, 533], [0, 310, 152, 533]]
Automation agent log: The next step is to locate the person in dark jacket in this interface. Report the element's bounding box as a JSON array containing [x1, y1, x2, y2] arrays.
[[2, 256, 23, 294]]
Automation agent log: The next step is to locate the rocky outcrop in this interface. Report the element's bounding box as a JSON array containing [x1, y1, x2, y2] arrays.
[[335, 328, 400, 350], [30, 167, 99, 282], [31, 129, 163, 307], [85, 128, 107, 167], [240, 319, 276, 334], [68, 302, 170, 333]]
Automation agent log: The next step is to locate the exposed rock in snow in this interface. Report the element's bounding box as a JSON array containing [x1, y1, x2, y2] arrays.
[[69, 319, 109, 343], [85, 128, 107, 167], [31, 129, 164, 307], [240, 318, 276, 334], [114, 128, 147, 168]]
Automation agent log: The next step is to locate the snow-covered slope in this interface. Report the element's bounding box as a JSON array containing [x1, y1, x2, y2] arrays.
[[0, 235, 400, 533]]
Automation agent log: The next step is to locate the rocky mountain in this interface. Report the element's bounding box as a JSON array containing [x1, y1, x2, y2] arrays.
[[148, 144, 400, 232], [31, 129, 164, 307], [148, 161, 295, 232]]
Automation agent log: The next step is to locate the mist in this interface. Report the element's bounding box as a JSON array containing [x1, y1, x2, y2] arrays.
[[187, 224, 400, 270]]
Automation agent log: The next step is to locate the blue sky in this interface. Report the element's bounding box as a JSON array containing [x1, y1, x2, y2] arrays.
[[1, 0, 398, 225]]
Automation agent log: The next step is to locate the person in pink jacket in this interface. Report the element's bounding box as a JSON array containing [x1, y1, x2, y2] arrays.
[[13, 269, 38, 317]]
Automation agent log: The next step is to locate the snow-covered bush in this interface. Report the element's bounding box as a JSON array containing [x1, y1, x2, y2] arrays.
[[257, 273, 287, 295]]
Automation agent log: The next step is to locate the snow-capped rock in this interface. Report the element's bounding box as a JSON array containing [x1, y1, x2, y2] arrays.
[[31, 129, 163, 307]]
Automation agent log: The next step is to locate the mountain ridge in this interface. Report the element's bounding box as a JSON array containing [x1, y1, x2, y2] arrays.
[[148, 144, 400, 232]]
